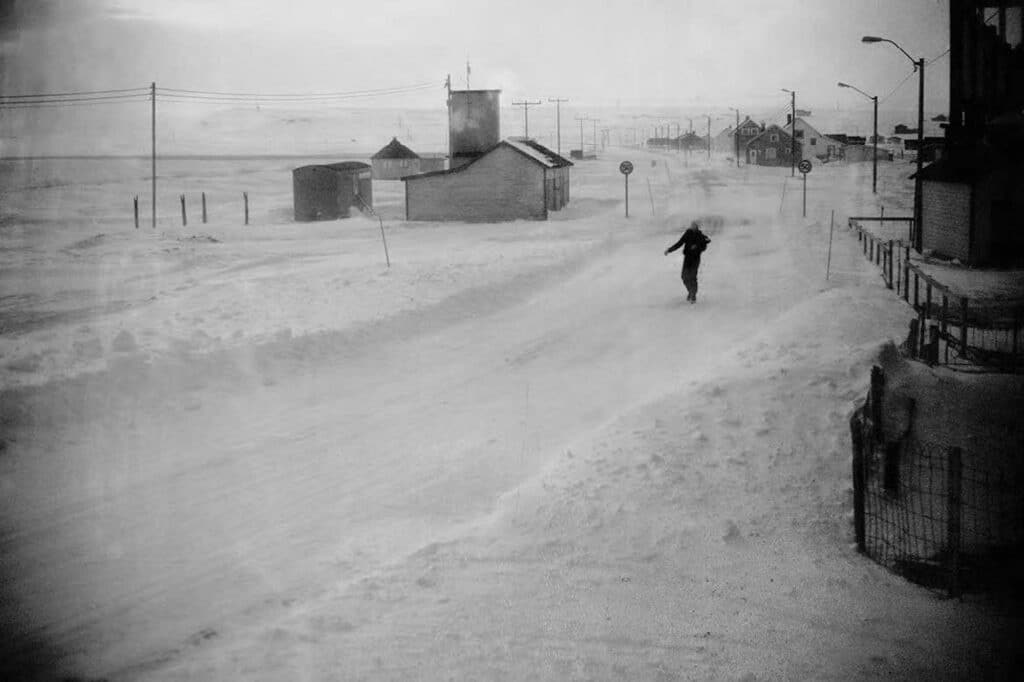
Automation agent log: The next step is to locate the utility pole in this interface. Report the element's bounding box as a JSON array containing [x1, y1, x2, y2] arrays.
[[151, 82, 156, 228], [548, 97, 569, 155], [591, 118, 599, 156], [706, 115, 711, 160], [511, 99, 542, 139], [575, 115, 589, 156], [782, 88, 796, 176], [466, 60, 471, 89], [730, 107, 740, 167]]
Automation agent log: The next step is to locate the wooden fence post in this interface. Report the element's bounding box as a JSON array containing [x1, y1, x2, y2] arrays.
[[929, 324, 940, 365], [133, 195, 139, 229], [941, 295, 949, 364], [850, 410, 867, 554], [870, 366, 884, 445], [959, 298, 968, 360], [202, 192, 207, 224], [244, 192, 249, 225], [947, 447, 963, 598], [914, 272, 920, 310], [908, 318, 920, 358], [180, 194, 187, 227], [887, 240, 894, 290], [903, 246, 910, 301]]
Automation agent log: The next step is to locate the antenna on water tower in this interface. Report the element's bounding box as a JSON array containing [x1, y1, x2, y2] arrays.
[[466, 59, 471, 89]]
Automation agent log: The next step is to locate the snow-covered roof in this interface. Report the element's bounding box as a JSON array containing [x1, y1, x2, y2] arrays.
[[504, 138, 573, 168]]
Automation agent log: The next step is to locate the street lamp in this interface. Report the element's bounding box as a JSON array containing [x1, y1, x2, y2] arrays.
[[838, 81, 879, 194], [863, 35, 925, 251], [781, 88, 796, 176]]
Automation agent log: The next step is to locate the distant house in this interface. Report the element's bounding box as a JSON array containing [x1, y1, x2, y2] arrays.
[[844, 145, 893, 163], [913, 145, 1024, 266], [746, 124, 801, 166], [789, 117, 844, 161], [735, 117, 763, 161], [402, 138, 572, 222], [292, 162, 372, 221], [372, 138, 422, 180], [712, 125, 737, 155], [675, 131, 707, 152]]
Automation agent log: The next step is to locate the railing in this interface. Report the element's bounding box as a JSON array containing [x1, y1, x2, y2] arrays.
[[849, 217, 1024, 373]]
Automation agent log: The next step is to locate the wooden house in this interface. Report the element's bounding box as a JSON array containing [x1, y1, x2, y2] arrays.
[[402, 138, 572, 222], [746, 125, 801, 167], [371, 138, 421, 180]]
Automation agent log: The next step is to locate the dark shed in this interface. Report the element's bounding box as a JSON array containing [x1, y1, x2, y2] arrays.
[[292, 161, 373, 221]]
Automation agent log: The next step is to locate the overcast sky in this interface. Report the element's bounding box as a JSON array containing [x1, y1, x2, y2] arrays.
[[1, 0, 950, 115]]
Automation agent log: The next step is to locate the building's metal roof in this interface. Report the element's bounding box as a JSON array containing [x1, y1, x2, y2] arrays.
[[402, 139, 572, 181]]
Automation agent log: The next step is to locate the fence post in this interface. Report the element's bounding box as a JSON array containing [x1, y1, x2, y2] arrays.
[[244, 192, 249, 225], [180, 194, 187, 227], [870, 366, 884, 445], [959, 298, 968, 360], [133, 195, 139, 229], [903, 246, 910, 301], [929, 324, 940, 365], [947, 447, 962, 598], [887, 240, 894, 290], [914, 272, 919, 310], [908, 318, 920, 358], [202, 192, 207, 224], [925, 282, 932, 319], [941, 295, 949, 364], [850, 410, 867, 553]]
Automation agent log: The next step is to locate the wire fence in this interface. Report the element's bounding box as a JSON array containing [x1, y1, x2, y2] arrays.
[[849, 217, 1024, 373], [851, 368, 1024, 597]]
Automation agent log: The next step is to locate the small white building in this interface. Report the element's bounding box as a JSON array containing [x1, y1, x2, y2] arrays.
[[402, 138, 572, 222]]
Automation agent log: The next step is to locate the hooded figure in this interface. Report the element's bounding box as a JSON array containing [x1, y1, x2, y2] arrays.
[[664, 221, 711, 303]]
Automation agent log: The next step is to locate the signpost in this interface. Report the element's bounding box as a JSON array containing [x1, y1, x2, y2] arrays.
[[620, 160, 634, 217], [798, 159, 812, 217]]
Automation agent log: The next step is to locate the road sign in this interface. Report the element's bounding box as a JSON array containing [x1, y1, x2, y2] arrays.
[[798, 159, 812, 174], [619, 160, 634, 175]]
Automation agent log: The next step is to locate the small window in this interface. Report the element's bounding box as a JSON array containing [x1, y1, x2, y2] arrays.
[[810, 138, 816, 146], [795, 130, 804, 139], [766, 148, 777, 160], [770, 134, 778, 142]]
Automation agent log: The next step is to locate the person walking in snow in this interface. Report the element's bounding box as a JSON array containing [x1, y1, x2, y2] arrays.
[[664, 221, 711, 303]]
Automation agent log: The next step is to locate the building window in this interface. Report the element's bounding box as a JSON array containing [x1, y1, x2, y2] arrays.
[[795, 130, 804, 139], [770, 134, 778, 142], [810, 138, 816, 146], [766, 147, 777, 160]]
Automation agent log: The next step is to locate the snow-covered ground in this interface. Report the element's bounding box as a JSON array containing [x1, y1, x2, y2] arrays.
[[1, 149, 1021, 681]]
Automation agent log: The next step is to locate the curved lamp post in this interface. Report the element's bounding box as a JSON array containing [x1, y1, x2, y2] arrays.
[[863, 35, 925, 250], [838, 81, 879, 194]]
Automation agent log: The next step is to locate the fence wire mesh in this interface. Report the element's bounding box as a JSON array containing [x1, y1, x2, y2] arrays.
[[853, 408, 1024, 596]]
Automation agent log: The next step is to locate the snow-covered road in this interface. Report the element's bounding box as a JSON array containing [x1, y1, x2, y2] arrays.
[[2, 155, 1019, 680]]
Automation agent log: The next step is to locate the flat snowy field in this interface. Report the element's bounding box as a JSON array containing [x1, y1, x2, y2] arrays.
[[1, 150, 1021, 680]]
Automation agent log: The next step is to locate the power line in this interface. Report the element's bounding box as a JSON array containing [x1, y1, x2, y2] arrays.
[[0, 93, 149, 109], [879, 69, 917, 104], [0, 86, 149, 100], [158, 81, 439, 101]]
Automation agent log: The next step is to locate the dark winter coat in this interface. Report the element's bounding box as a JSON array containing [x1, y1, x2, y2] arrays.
[[665, 227, 710, 270]]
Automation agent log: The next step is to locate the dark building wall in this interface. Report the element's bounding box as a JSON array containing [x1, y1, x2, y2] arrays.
[[293, 165, 371, 221], [406, 145, 546, 222], [293, 166, 349, 221], [448, 90, 501, 163], [972, 170, 1024, 265]]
